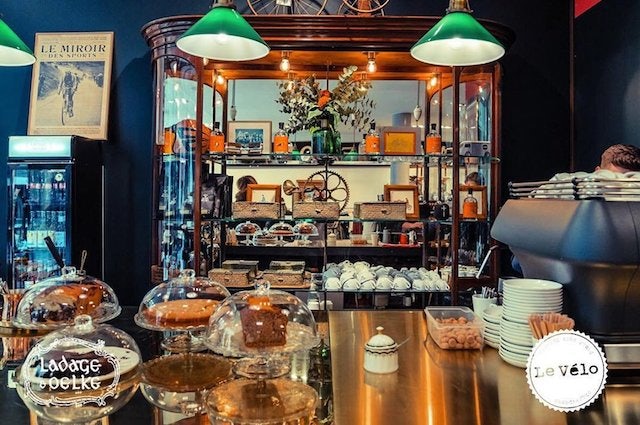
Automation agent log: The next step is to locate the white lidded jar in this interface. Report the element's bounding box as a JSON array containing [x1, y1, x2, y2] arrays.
[[364, 326, 399, 374]]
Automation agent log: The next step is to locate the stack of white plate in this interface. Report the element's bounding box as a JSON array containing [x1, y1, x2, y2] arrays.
[[482, 304, 502, 349], [499, 279, 563, 368]]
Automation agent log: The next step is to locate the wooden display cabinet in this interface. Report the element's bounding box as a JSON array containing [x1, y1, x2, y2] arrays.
[[142, 15, 514, 303]]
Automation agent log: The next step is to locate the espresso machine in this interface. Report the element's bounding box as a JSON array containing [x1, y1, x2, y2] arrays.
[[491, 178, 640, 369]]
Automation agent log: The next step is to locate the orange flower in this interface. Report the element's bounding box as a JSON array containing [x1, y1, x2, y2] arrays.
[[318, 90, 331, 109]]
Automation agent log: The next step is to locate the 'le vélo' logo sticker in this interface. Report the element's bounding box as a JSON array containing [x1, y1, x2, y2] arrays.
[[526, 330, 607, 412]]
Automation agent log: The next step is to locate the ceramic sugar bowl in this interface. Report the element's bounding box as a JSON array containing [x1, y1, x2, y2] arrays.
[[364, 326, 399, 374]]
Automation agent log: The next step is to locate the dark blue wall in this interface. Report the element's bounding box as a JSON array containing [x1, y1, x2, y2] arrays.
[[0, 1, 570, 304], [575, 1, 640, 170]]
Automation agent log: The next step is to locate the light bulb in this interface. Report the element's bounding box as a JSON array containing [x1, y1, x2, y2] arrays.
[[280, 58, 290, 72], [213, 33, 229, 45], [216, 74, 225, 85], [367, 59, 376, 73]]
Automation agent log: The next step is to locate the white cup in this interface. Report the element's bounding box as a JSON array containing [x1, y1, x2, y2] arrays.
[[370, 233, 379, 246], [376, 276, 393, 290], [342, 278, 360, 291], [325, 277, 341, 290], [360, 278, 376, 290], [340, 271, 356, 283], [472, 294, 498, 317], [308, 300, 320, 310], [392, 276, 411, 290]]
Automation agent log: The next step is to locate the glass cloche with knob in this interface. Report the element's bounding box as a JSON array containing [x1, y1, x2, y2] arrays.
[[135, 269, 230, 352], [12, 266, 121, 330], [15, 315, 141, 424], [204, 280, 319, 379]]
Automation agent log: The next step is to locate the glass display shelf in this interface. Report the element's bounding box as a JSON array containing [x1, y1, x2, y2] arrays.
[[202, 152, 429, 165]]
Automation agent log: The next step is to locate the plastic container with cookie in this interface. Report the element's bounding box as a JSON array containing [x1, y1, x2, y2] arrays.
[[135, 269, 230, 353], [424, 306, 484, 350], [14, 314, 141, 424], [12, 266, 121, 331], [204, 280, 320, 379]]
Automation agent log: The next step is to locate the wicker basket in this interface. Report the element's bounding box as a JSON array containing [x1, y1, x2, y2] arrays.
[[292, 201, 340, 219], [232, 202, 283, 219], [222, 260, 259, 277], [269, 260, 306, 272], [353, 202, 407, 220], [208, 268, 253, 287], [262, 270, 310, 288]]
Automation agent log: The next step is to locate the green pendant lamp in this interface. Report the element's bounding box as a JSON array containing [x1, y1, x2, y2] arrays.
[[177, 0, 269, 61], [411, 0, 504, 66], [0, 18, 35, 66]]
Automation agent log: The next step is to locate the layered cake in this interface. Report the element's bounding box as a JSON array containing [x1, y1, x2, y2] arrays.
[[236, 222, 259, 235], [296, 223, 316, 234], [269, 222, 293, 235], [144, 299, 219, 328], [239, 295, 288, 348], [30, 284, 104, 324]]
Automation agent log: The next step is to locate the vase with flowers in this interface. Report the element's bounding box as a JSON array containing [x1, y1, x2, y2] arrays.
[[277, 65, 375, 154]]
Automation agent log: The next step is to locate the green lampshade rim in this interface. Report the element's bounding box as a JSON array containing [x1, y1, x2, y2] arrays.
[[413, 11, 503, 48], [0, 19, 36, 66], [177, 5, 269, 60]]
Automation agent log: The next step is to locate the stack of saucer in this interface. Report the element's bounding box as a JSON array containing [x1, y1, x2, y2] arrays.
[[482, 304, 502, 349], [499, 279, 563, 368]]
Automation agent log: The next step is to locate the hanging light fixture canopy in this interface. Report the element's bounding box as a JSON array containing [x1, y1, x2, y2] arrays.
[[176, 0, 269, 61], [410, 0, 504, 66], [0, 18, 35, 66]]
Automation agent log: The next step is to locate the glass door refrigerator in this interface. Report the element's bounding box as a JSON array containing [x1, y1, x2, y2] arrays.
[[6, 136, 103, 289]]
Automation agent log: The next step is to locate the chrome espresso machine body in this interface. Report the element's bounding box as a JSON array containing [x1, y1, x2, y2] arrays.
[[491, 177, 640, 367]]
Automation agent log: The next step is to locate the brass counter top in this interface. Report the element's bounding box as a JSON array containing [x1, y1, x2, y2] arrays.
[[328, 310, 640, 425]]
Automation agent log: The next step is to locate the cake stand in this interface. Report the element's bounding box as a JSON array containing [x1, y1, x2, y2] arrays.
[[140, 352, 231, 416], [293, 221, 319, 246], [135, 269, 230, 353], [268, 221, 295, 246], [204, 280, 320, 380], [12, 266, 121, 331], [234, 221, 261, 246], [15, 315, 141, 425]]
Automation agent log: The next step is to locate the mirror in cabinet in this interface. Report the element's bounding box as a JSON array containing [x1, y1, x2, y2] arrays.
[[142, 15, 513, 304]]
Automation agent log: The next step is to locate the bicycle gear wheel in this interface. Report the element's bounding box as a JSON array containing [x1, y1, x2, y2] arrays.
[[304, 170, 350, 212], [248, 0, 328, 15]]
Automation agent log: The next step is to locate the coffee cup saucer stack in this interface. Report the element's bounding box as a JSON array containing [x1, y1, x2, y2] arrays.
[[499, 279, 563, 368], [482, 304, 502, 349]]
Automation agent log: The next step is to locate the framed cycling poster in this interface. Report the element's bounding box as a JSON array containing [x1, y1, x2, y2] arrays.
[[27, 32, 114, 140]]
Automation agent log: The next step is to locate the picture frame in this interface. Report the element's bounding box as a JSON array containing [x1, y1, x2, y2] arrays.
[[227, 121, 272, 154], [247, 184, 282, 203], [380, 126, 421, 155], [295, 179, 325, 202], [459, 185, 487, 219], [384, 184, 420, 219], [27, 32, 114, 140]]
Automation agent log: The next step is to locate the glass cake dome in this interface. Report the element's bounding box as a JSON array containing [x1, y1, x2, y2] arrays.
[[15, 315, 141, 424], [206, 378, 318, 425], [268, 221, 294, 235], [140, 352, 231, 416], [13, 266, 121, 330], [204, 281, 319, 378], [235, 221, 262, 246], [293, 221, 319, 237], [135, 269, 230, 352], [234, 221, 261, 235]]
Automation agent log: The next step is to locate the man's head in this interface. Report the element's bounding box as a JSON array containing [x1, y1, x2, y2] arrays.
[[597, 144, 640, 173]]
